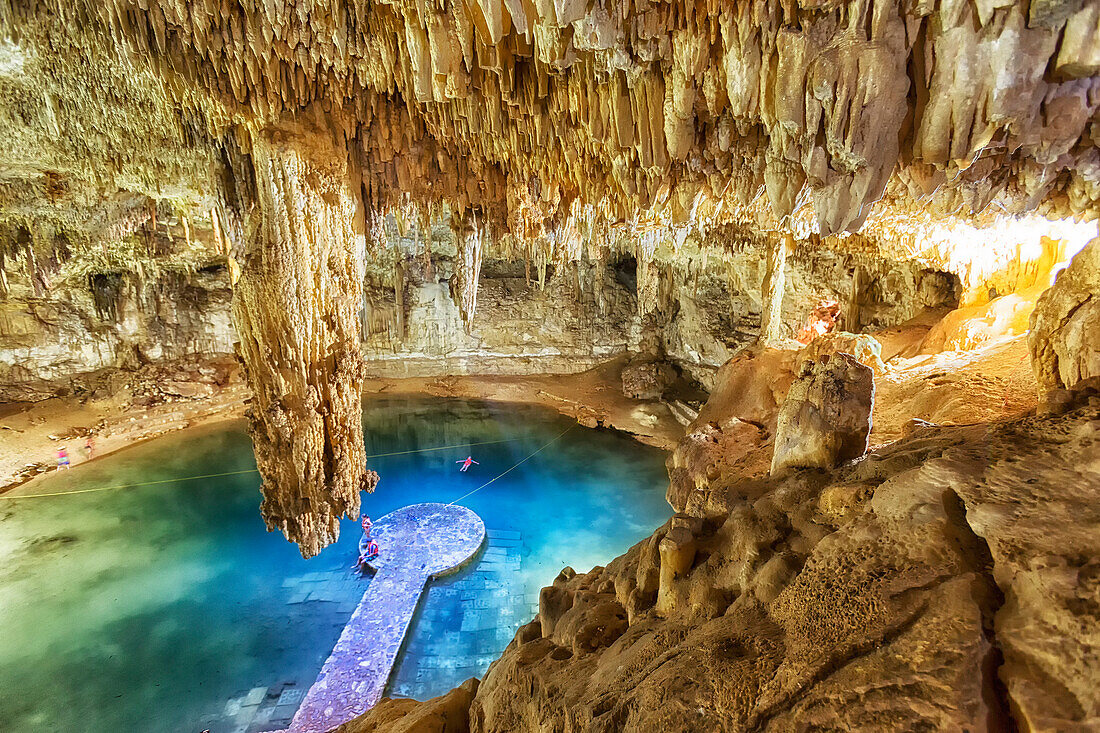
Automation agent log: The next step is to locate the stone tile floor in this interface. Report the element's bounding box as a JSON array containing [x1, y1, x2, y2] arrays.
[[207, 568, 365, 733]]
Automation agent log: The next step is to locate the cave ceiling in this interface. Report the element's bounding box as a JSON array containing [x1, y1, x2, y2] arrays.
[[1, 0, 1097, 247]]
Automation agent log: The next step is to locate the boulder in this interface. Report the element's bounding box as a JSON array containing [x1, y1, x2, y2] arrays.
[[771, 353, 875, 476], [620, 360, 677, 400], [801, 330, 886, 374], [1029, 237, 1100, 394]]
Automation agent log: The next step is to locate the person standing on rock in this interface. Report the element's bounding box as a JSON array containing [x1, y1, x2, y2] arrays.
[[457, 456, 479, 472], [57, 447, 70, 470]]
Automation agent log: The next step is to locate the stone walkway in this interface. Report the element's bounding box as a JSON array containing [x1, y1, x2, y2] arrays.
[[281, 503, 485, 733]]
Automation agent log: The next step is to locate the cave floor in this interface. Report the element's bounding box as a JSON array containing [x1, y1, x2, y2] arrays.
[[0, 356, 682, 494]]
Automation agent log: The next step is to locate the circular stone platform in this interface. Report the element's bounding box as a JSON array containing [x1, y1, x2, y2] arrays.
[[360, 502, 485, 577]]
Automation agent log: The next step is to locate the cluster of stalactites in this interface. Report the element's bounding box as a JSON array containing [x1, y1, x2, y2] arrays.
[[5, 0, 1097, 253]]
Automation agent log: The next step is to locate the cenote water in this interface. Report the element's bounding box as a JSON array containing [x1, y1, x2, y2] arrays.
[[0, 397, 670, 732]]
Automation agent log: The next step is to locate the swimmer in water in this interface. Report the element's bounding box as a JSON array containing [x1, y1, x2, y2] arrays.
[[456, 456, 479, 472]]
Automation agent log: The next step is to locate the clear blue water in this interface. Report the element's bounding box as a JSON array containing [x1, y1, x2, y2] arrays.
[[0, 396, 669, 732]]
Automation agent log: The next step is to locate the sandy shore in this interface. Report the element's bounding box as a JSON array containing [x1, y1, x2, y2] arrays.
[[1, 357, 682, 494]]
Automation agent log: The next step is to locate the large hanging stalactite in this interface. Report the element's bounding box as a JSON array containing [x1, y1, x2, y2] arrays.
[[231, 116, 377, 558]]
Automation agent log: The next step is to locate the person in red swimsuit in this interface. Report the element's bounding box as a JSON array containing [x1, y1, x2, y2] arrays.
[[352, 539, 380, 572], [456, 456, 479, 472]]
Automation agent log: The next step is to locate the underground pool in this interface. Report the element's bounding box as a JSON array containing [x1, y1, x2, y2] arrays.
[[0, 396, 671, 732]]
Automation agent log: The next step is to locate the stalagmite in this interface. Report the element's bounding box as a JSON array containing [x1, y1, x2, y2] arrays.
[[1029, 237, 1100, 395], [232, 118, 377, 558], [759, 234, 792, 345]]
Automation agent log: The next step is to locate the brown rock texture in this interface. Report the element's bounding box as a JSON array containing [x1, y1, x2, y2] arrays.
[[231, 119, 376, 558], [770, 352, 875, 476], [335, 678, 478, 733], [454, 391, 1100, 732], [1030, 236, 1100, 394], [2, 0, 1098, 246]]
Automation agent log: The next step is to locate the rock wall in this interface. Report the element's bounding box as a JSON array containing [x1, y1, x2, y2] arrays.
[[362, 256, 637, 378], [1030, 236, 1100, 394], [0, 256, 232, 402], [0, 214, 965, 402], [352, 219, 961, 386]]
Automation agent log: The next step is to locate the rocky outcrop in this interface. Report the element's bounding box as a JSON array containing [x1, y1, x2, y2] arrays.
[[1030, 237, 1100, 395], [770, 353, 875, 476], [419, 390, 1099, 732], [231, 120, 376, 558]]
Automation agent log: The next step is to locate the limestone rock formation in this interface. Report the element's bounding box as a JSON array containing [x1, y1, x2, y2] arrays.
[[231, 119, 376, 558], [770, 353, 875, 476], [666, 417, 767, 514], [423, 392, 1099, 732], [1030, 237, 1100, 395], [799, 331, 885, 374], [2, 0, 1098, 558]]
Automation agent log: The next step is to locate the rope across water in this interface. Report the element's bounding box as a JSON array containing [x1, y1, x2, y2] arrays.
[[0, 436, 532, 501], [1, 427, 577, 503], [447, 424, 574, 507]]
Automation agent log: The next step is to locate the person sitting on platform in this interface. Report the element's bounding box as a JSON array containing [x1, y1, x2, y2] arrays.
[[351, 539, 380, 573]]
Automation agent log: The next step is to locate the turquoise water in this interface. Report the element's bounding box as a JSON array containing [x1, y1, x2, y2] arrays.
[[0, 396, 669, 732]]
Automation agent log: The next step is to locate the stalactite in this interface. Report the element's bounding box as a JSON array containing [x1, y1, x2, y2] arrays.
[[451, 213, 484, 327], [231, 117, 377, 559], [845, 265, 867, 334], [636, 229, 661, 317]]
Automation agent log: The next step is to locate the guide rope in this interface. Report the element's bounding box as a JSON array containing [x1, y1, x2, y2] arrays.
[[0, 436, 528, 501], [447, 424, 575, 507]]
